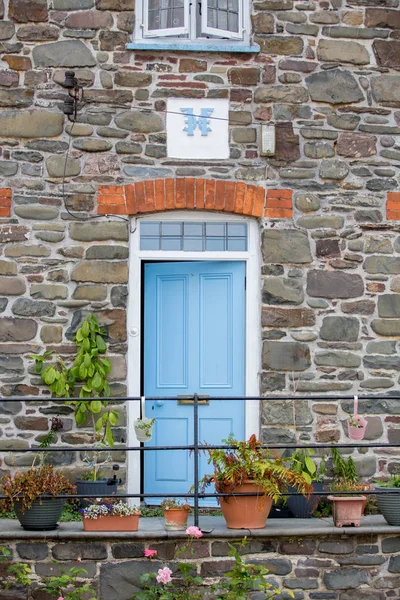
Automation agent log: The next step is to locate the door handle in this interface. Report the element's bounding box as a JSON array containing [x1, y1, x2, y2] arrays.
[[177, 395, 210, 405]]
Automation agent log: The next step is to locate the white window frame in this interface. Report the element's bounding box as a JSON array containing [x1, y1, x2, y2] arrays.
[[201, 0, 243, 41], [126, 210, 261, 506], [134, 0, 251, 47], [143, 0, 189, 38]]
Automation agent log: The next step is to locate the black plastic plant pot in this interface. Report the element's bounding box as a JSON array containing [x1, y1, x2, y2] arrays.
[[76, 478, 119, 507], [287, 482, 323, 518], [14, 498, 65, 531], [376, 487, 400, 526]]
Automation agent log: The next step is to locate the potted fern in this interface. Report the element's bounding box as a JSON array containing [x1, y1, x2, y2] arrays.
[[205, 434, 312, 529], [31, 314, 120, 501]]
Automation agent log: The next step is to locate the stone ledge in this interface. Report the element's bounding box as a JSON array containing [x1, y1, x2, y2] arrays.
[[0, 515, 399, 540]]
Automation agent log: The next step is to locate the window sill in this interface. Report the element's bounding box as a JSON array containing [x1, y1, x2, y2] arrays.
[[126, 41, 260, 53]]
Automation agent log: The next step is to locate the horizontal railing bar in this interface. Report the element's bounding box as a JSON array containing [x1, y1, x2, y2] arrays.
[[2, 442, 400, 453], [1, 395, 400, 403], [0, 490, 394, 502]]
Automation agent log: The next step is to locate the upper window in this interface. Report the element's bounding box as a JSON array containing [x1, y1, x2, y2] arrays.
[[131, 0, 255, 50]]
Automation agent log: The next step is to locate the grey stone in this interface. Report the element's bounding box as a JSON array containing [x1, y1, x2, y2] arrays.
[[304, 142, 335, 159], [35, 231, 65, 243], [53, 543, 107, 560], [366, 340, 396, 354], [284, 579, 318, 590], [382, 537, 400, 553], [365, 256, 400, 274], [254, 85, 309, 104], [371, 75, 400, 106], [342, 398, 400, 416], [378, 294, 400, 317], [286, 23, 319, 35], [262, 341, 311, 371], [72, 139, 113, 152], [262, 277, 304, 305], [5, 244, 50, 258], [322, 25, 390, 38], [33, 40, 96, 67], [261, 427, 296, 444], [371, 319, 400, 336], [71, 262, 128, 284], [97, 127, 129, 139], [365, 236, 392, 254], [307, 271, 363, 298], [0, 356, 24, 375], [262, 307, 315, 328], [317, 39, 370, 64], [363, 355, 400, 370], [319, 542, 353, 554], [100, 560, 160, 600], [319, 159, 349, 180], [262, 399, 312, 426], [315, 352, 361, 368], [0, 161, 18, 176], [53, 0, 94, 8], [261, 372, 286, 392], [111, 285, 128, 308], [46, 155, 81, 177], [262, 230, 311, 264], [327, 113, 360, 130], [0, 21, 15, 40], [112, 543, 145, 559], [0, 278, 25, 295], [306, 69, 364, 104], [323, 569, 368, 590], [31, 284, 68, 300], [16, 543, 48, 560], [297, 215, 344, 229], [115, 111, 163, 133], [14, 206, 59, 220], [320, 316, 359, 341], [86, 245, 129, 260], [295, 193, 320, 212], [72, 285, 107, 301], [123, 166, 173, 179], [0, 317, 38, 342], [70, 222, 128, 241], [25, 139, 68, 152], [12, 298, 56, 318]]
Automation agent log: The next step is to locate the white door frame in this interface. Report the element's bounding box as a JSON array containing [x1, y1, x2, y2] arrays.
[[126, 210, 262, 502]]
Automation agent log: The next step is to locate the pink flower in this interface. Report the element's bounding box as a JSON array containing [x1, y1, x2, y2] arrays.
[[77, 557, 82, 563], [186, 526, 203, 538], [156, 567, 173, 584], [57, 597, 64, 600], [144, 549, 157, 558]]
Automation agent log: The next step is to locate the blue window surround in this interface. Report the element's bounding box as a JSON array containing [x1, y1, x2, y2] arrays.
[[126, 41, 260, 53]]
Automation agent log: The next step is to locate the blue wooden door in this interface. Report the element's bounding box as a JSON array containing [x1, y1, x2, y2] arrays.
[[143, 261, 245, 502]]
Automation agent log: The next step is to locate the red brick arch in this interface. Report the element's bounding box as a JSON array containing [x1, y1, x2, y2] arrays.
[[97, 179, 293, 219]]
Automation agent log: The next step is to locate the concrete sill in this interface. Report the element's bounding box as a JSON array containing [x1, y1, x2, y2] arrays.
[[126, 42, 260, 53], [0, 515, 398, 540]]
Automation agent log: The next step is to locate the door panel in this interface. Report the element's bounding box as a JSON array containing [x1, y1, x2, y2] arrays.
[[143, 261, 245, 502]]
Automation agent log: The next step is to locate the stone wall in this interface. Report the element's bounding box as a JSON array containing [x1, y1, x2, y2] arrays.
[[1, 529, 400, 599], [0, 0, 400, 481]]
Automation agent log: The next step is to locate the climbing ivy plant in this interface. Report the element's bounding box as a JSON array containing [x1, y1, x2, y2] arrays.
[[31, 315, 118, 449]]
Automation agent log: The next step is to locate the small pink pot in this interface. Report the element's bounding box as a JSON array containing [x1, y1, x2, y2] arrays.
[[328, 495, 366, 527], [348, 416, 368, 441]]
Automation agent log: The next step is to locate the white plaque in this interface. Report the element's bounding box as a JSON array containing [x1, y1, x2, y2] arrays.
[[167, 98, 229, 159]]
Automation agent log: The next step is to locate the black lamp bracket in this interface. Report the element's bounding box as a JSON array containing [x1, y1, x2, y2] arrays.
[[63, 71, 84, 122]]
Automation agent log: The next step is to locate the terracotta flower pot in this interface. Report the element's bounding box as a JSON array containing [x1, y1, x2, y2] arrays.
[[83, 514, 140, 532], [348, 417, 368, 441], [163, 508, 189, 531], [328, 495, 366, 527], [219, 481, 273, 529]]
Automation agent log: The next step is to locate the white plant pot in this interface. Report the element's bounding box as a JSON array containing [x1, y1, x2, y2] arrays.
[[134, 418, 154, 443]]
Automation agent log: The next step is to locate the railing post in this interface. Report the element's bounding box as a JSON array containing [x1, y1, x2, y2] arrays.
[[193, 393, 199, 528]]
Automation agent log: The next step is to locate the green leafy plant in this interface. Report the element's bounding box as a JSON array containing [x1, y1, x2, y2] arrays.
[[160, 499, 191, 511], [3, 553, 96, 600], [331, 448, 358, 483], [212, 539, 282, 600], [31, 315, 118, 478], [287, 449, 326, 484], [205, 434, 313, 503], [0, 464, 75, 514], [376, 474, 400, 488]]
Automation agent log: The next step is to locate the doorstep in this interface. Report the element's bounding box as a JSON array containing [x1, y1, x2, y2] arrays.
[[0, 515, 399, 540]]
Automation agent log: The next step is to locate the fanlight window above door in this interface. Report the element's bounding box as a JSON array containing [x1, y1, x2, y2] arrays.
[[140, 221, 248, 251]]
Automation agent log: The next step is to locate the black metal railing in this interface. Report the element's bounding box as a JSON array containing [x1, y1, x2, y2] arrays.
[[0, 393, 399, 527]]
